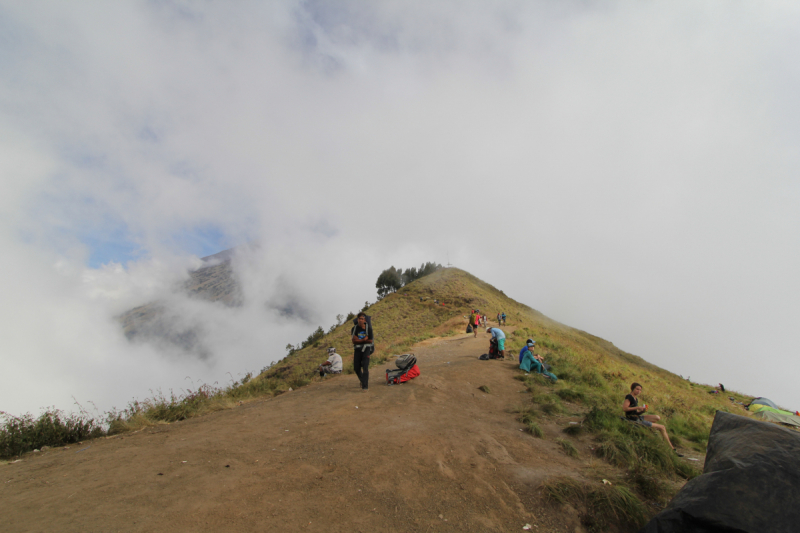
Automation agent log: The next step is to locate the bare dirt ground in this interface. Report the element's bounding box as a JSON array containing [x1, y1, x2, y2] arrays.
[[2, 334, 596, 533]]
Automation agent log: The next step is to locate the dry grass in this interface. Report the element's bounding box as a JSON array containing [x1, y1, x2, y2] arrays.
[[542, 476, 649, 532], [556, 438, 580, 458]]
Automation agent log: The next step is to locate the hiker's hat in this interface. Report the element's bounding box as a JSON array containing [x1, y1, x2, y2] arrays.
[[526, 338, 536, 347]]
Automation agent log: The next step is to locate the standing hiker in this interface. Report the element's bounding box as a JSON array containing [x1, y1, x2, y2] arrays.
[[351, 312, 374, 391], [623, 382, 682, 456], [496, 312, 501, 325], [473, 309, 481, 337], [486, 327, 506, 359], [501, 312, 506, 325], [318, 347, 343, 377]]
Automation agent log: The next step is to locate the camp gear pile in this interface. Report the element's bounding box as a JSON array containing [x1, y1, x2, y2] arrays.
[[641, 411, 800, 533], [746, 397, 800, 427]]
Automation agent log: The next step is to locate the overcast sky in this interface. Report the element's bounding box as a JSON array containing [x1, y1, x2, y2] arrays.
[[2, 1, 799, 417]]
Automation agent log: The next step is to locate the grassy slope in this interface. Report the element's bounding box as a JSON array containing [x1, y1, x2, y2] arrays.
[[3, 268, 755, 476], [260, 266, 751, 454]]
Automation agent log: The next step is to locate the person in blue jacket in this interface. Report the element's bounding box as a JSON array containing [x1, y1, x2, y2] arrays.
[[486, 327, 506, 358], [519, 339, 540, 363]]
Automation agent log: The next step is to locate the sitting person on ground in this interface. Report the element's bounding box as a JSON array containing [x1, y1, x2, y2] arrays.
[[519, 339, 557, 381], [486, 327, 506, 359], [623, 382, 682, 456], [318, 347, 343, 377], [519, 339, 544, 364]]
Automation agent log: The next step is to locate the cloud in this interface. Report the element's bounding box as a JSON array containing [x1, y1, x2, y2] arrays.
[[1, 1, 800, 414]]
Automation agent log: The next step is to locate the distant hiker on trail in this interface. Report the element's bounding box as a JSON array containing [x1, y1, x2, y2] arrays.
[[472, 309, 481, 338], [501, 312, 506, 325], [481, 314, 487, 327], [623, 382, 682, 456], [351, 313, 374, 391], [486, 327, 506, 359], [496, 313, 501, 325], [318, 347, 343, 377]]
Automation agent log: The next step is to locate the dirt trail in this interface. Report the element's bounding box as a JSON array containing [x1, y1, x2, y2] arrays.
[[1, 334, 591, 533]]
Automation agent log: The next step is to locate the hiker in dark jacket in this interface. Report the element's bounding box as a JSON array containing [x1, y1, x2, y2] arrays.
[[623, 382, 682, 456], [351, 312, 374, 391]]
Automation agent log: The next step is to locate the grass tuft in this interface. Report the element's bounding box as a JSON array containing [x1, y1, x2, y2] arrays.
[[518, 408, 545, 438], [557, 438, 580, 458], [478, 385, 491, 394], [542, 477, 649, 532]]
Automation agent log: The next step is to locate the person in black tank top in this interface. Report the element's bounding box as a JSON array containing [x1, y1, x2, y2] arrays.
[[623, 382, 682, 456]]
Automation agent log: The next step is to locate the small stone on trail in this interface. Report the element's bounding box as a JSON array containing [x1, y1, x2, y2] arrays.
[[225, 465, 230, 468], [523, 525, 532, 530], [157, 473, 163, 476]]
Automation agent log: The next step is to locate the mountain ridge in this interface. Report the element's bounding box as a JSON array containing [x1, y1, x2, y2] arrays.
[[4, 265, 761, 532]]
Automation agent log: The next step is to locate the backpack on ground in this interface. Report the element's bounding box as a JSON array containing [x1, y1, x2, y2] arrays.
[[386, 354, 420, 385], [395, 353, 417, 370], [489, 338, 503, 359]]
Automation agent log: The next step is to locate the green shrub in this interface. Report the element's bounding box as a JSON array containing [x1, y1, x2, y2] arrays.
[[0, 409, 105, 458]]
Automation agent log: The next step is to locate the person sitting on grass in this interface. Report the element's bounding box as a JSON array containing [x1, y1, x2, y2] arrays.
[[318, 347, 343, 377], [486, 327, 506, 359], [624, 382, 683, 456], [519, 339, 557, 381], [518, 339, 544, 364]]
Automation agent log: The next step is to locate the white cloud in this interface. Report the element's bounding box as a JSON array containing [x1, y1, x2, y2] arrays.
[[1, 1, 800, 415]]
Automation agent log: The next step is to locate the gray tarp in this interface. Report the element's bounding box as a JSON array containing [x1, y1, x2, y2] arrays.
[[640, 411, 800, 533]]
